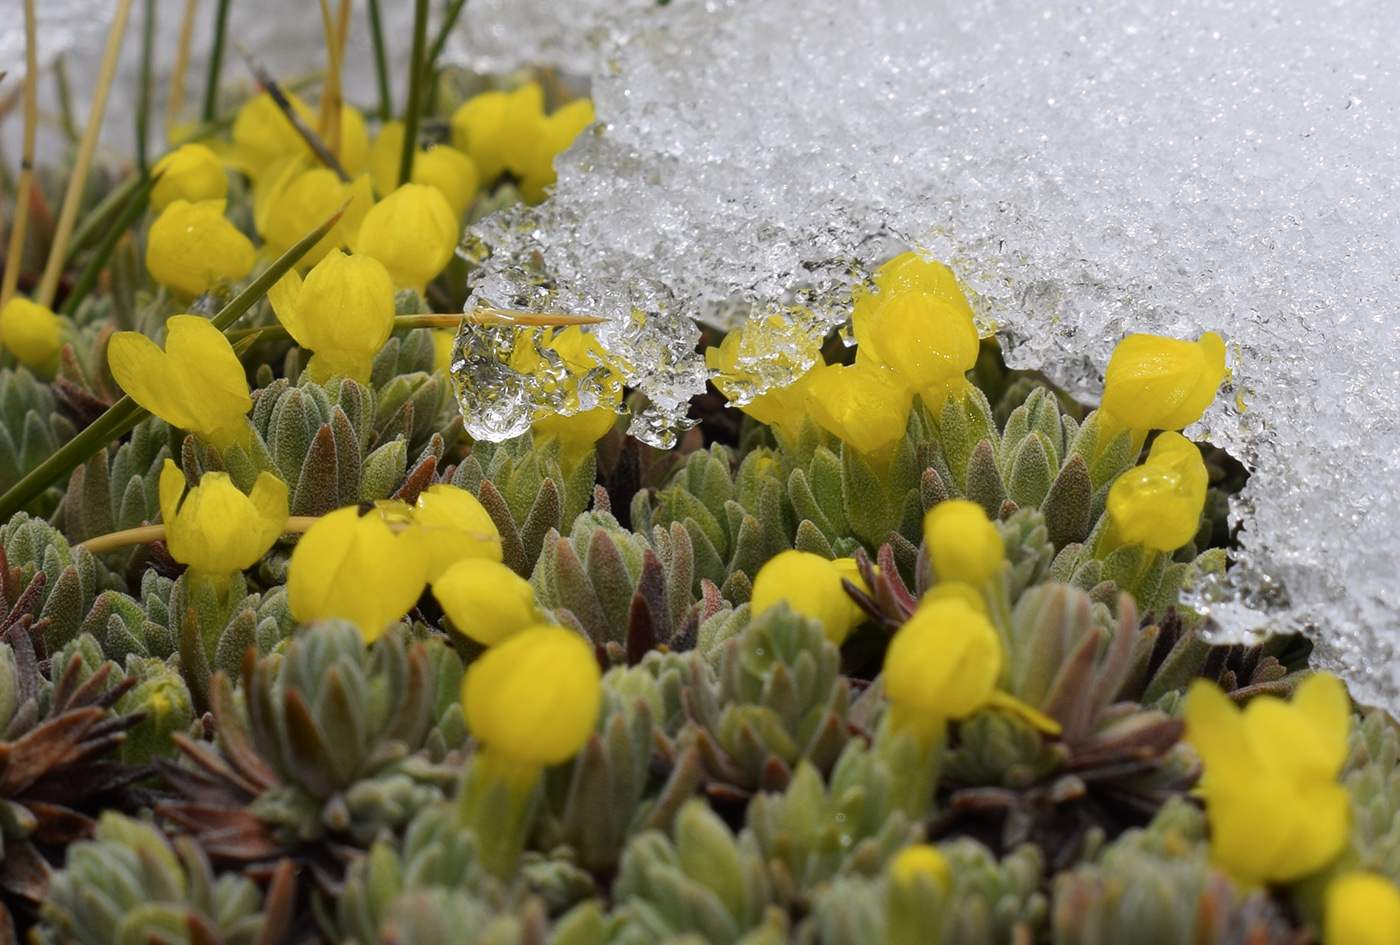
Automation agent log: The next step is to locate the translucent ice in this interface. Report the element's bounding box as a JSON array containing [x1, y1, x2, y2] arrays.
[[461, 0, 1400, 711]]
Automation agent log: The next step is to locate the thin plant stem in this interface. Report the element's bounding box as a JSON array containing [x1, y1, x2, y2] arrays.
[[0, 207, 345, 520], [0, 0, 38, 318], [234, 42, 348, 181], [366, 0, 393, 122], [426, 0, 469, 87], [171, 72, 321, 148], [135, 0, 156, 172], [65, 172, 142, 263], [166, 0, 200, 136], [59, 173, 160, 319], [398, 0, 431, 188], [315, 0, 345, 158], [200, 0, 232, 122], [53, 57, 79, 145], [35, 0, 137, 310], [77, 513, 463, 554]]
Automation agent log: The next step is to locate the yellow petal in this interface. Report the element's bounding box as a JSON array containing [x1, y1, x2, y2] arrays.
[[432, 558, 538, 646], [158, 459, 186, 527]]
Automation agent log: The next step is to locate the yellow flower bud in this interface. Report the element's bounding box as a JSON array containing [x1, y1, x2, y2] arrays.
[[883, 596, 1003, 734], [411, 484, 502, 580], [1325, 872, 1400, 945], [1184, 672, 1351, 886], [145, 200, 255, 298], [1106, 431, 1208, 552], [108, 315, 252, 449], [463, 625, 601, 766], [432, 558, 541, 646], [450, 90, 511, 182], [520, 98, 595, 202], [513, 327, 625, 471], [856, 291, 979, 410], [353, 183, 459, 291], [231, 92, 367, 180], [499, 83, 546, 179], [852, 252, 977, 364], [751, 550, 868, 646], [923, 499, 1004, 585], [151, 144, 228, 213], [267, 249, 395, 384], [706, 320, 824, 441], [0, 298, 67, 376], [369, 121, 479, 214], [158, 460, 288, 594], [287, 505, 429, 640], [804, 360, 913, 462], [1100, 331, 1227, 437], [888, 843, 951, 892], [254, 162, 374, 268]]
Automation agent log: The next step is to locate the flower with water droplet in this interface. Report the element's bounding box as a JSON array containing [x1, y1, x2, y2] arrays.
[[513, 326, 625, 472], [107, 315, 252, 449], [267, 249, 395, 384], [0, 297, 67, 377], [857, 290, 979, 410], [432, 558, 541, 646], [1100, 330, 1227, 446], [1183, 671, 1350, 886], [408, 483, 502, 580], [151, 144, 228, 213], [923, 498, 1005, 585], [353, 183, 459, 291], [287, 505, 429, 640], [158, 459, 287, 596], [145, 200, 255, 298], [706, 318, 824, 442], [751, 550, 869, 646], [1106, 431, 1208, 552], [805, 360, 912, 463]]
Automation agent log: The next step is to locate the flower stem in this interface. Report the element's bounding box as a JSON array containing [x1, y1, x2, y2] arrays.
[[398, 0, 431, 188], [366, 0, 393, 122], [166, 0, 200, 136], [0, 0, 39, 318], [135, 0, 156, 172], [200, 0, 231, 122]]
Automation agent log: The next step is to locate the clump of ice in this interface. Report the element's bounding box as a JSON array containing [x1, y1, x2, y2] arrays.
[[459, 0, 1400, 712]]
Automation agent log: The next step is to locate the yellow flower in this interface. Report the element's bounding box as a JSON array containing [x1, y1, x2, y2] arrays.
[[705, 320, 824, 442], [804, 360, 913, 463], [513, 327, 625, 472], [856, 291, 979, 408], [883, 596, 1002, 741], [107, 315, 252, 449], [923, 499, 1004, 585], [254, 161, 374, 268], [267, 249, 395, 384], [888, 844, 951, 892], [450, 89, 512, 183], [751, 550, 868, 646], [231, 92, 368, 180], [158, 460, 287, 594], [368, 121, 479, 214], [852, 251, 977, 360], [463, 625, 601, 766], [520, 98, 595, 202], [432, 558, 541, 646], [1100, 331, 1227, 441], [145, 200, 255, 298], [0, 298, 67, 376], [1183, 672, 1351, 886], [433, 329, 455, 374], [151, 144, 228, 213], [287, 505, 429, 640], [1106, 431, 1208, 552], [499, 83, 547, 180], [410, 484, 502, 580], [353, 183, 459, 291], [1325, 872, 1400, 945]]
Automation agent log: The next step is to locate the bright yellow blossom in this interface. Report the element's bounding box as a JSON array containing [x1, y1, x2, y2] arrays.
[[852, 251, 977, 358], [108, 315, 252, 449], [883, 596, 1002, 741], [287, 505, 429, 640], [519, 98, 595, 202], [410, 484, 502, 580], [499, 83, 547, 180], [513, 327, 625, 472], [464, 625, 601, 767], [889, 844, 951, 892], [923, 499, 1004, 585], [145, 200, 255, 298], [0, 298, 67, 377], [433, 330, 455, 374], [1183, 672, 1351, 886], [751, 550, 868, 646], [432, 558, 541, 646], [805, 360, 913, 463], [267, 250, 395, 384], [158, 460, 287, 595], [1100, 331, 1227, 446], [450, 89, 512, 183], [369, 121, 479, 213], [231, 92, 368, 180], [353, 183, 459, 291], [1106, 431, 1208, 552], [857, 291, 979, 409], [151, 144, 228, 213], [1325, 872, 1400, 945], [706, 320, 824, 442], [254, 161, 374, 267]]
